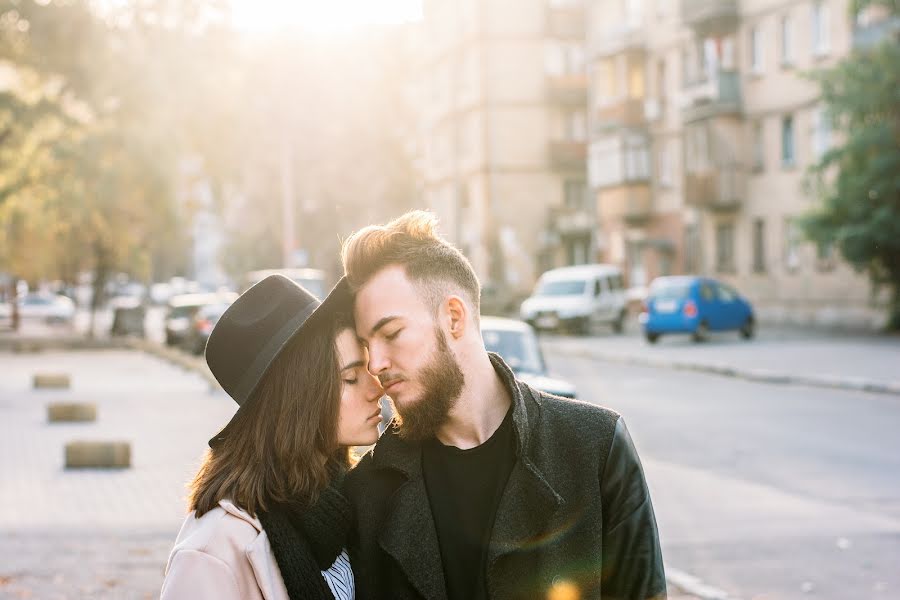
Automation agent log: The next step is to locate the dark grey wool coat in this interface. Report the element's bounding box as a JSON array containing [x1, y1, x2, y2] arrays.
[[344, 353, 667, 600]]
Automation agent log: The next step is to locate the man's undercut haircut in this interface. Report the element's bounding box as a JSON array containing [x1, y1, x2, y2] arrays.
[[341, 210, 481, 317]]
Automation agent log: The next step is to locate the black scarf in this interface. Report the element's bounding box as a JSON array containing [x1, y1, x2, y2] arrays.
[[258, 466, 352, 600]]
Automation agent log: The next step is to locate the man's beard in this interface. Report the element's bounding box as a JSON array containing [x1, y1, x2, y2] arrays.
[[393, 328, 464, 442]]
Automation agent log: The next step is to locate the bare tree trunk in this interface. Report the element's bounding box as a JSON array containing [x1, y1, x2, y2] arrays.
[[88, 243, 111, 339], [10, 277, 20, 332]]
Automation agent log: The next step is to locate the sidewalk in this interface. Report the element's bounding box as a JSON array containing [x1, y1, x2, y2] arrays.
[[540, 326, 900, 396], [0, 348, 232, 599]]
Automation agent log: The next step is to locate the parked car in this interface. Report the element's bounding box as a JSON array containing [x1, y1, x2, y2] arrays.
[[519, 264, 628, 334], [109, 296, 146, 337], [165, 292, 237, 346], [639, 276, 755, 343], [180, 302, 230, 355], [481, 316, 577, 398], [242, 268, 327, 299], [16, 293, 76, 324]]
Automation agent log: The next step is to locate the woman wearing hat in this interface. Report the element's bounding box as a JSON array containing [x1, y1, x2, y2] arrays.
[[160, 275, 383, 600]]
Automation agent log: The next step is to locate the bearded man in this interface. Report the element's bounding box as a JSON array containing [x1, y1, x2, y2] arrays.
[[341, 211, 666, 600]]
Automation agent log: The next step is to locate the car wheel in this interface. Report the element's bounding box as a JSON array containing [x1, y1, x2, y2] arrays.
[[645, 332, 659, 344], [692, 321, 710, 343], [568, 318, 589, 336], [740, 317, 755, 340], [612, 311, 626, 334]]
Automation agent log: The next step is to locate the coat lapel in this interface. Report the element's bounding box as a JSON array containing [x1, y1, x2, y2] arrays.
[[486, 365, 564, 568], [373, 428, 449, 600]]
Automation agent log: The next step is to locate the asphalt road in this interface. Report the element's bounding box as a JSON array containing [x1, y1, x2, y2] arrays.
[[542, 347, 900, 600]]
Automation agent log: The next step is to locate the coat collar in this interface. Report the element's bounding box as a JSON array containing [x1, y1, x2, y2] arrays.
[[370, 352, 564, 600]]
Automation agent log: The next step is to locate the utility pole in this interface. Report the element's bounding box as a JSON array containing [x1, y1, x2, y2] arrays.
[[281, 135, 296, 268]]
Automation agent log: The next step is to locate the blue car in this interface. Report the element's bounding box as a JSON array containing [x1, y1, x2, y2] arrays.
[[640, 276, 755, 343]]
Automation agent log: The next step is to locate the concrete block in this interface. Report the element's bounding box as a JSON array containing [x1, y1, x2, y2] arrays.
[[33, 373, 71, 389], [47, 403, 97, 423], [64, 441, 131, 469]]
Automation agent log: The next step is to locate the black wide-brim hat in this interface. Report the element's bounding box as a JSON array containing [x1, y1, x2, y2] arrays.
[[205, 274, 351, 448]]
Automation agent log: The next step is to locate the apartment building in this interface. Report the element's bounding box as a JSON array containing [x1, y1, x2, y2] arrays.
[[585, 0, 892, 326], [412, 0, 590, 298]]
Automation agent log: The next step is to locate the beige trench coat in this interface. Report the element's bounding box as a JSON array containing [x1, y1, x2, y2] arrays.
[[160, 500, 289, 600]]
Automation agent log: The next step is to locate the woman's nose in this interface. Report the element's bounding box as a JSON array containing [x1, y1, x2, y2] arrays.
[[367, 374, 384, 402]]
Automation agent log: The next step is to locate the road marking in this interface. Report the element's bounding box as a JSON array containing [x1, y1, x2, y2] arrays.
[[667, 566, 738, 600]]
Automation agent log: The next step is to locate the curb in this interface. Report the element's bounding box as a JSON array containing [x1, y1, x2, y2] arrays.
[[123, 338, 221, 391], [0, 335, 221, 391], [549, 345, 900, 397]]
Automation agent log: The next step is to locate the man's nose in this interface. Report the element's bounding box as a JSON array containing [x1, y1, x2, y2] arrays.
[[367, 345, 390, 376]]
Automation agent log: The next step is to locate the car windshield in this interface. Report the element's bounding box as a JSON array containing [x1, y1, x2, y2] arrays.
[[535, 279, 586, 296], [482, 328, 545, 375], [295, 278, 325, 299], [22, 295, 53, 305], [198, 304, 229, 322], [169, 305, 201, 319], [650, 280, 692, 300]]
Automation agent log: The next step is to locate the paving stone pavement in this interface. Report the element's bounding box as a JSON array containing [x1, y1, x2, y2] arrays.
[[0, 349, 235, 599]]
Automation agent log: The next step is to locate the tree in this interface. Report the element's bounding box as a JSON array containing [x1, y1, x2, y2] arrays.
[[802, 2, 900, 329], [0, 0, 227, 332]]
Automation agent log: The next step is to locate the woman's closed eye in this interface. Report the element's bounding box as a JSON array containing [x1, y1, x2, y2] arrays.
[[385, 328, 402, 341]]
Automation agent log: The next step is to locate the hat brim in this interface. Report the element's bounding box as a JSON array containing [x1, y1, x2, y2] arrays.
[[207, 277, 352, 449]]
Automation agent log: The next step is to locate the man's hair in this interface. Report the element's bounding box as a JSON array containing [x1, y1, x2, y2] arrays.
[[341, 210, 481, 316]]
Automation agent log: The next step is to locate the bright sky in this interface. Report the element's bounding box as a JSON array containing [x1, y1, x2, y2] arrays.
[[229, 0, 423, 33]]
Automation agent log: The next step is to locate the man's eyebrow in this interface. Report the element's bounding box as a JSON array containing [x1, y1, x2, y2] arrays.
[[368, 315, 400, 337], [341, 360, 365, 372]]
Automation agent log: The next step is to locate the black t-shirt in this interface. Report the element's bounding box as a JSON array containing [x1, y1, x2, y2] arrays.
[[421, 408, 516, 600]]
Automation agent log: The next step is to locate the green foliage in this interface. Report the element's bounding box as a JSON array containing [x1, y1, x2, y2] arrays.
[[0, 0, 228, 297], [803, 29, 900, 328]]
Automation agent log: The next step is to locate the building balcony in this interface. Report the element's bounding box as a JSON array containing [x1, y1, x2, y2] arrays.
[[680, 0, 740, 35], [594, 98, 647, 130], [551, 204, 595, 235], [548, 140, 588, 170], [680, 70, 742, 123], [547, 5, 586, 39], [598, 184, 652, 224], [546, 74, 588, 105], [853, 15, 900, 50], [684, 166, 744, 210], [588, 24, 645, 59]]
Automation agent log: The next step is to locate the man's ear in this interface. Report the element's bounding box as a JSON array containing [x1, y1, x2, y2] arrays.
[[446, 296, 468, 340]]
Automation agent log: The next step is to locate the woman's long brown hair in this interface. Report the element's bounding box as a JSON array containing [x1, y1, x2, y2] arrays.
[[188, 314, 350, 517]]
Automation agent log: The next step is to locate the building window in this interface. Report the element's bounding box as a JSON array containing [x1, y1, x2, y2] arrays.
[[628, 61, 646, 99], [811, 106, 832, 160], [715, 223, 736, 273], [750, 24, 764, 74], [685, 223, 701, 273], [752, 120, 765, 171], [657, 140, 673, 187], [624, 134, 651, 181], [784, 217, 801, 272], [781, 115, 795, 167], [564, 109, 587, 141], [593, 58, 617, 105], [752, 218, 766, 273], [812, 2, 831, 57], [564, 180, 587, 208], [780, 14, 794, 66]]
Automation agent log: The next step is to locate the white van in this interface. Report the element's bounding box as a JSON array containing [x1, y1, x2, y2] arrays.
[[519, 264, 628, 334]]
